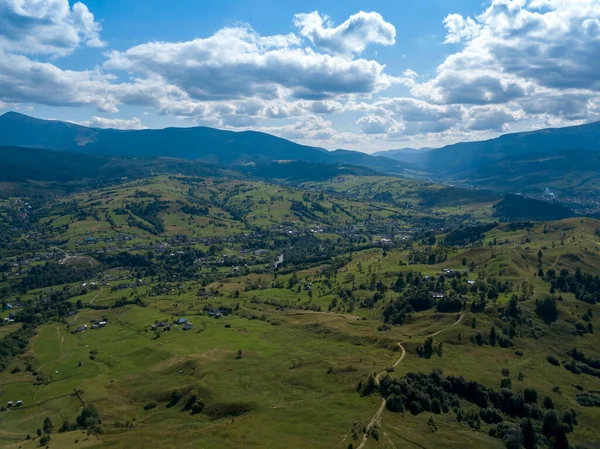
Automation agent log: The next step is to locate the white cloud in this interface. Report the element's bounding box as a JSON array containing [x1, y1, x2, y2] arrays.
[[357, 114, 394, 134], [0, 50, 119, 111], [77, 116, 147, 130], [411, 0, 600, 118], [0, 0, 104, 56], [465, 105, 520, 132], [2, 2, 600, 149], [402, 69, 419, 79], [105, 25, 397, 103], [443, 14, 480, 44], [310, 100, 344, 114], [294, 11, 396, 56]]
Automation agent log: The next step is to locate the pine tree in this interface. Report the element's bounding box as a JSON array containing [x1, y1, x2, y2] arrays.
[[490, 326, 497, 346], [521, 418, 537, 449]]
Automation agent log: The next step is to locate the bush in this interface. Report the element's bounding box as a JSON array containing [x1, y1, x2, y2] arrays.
[[409, 401, 423, 415], [39, 434, 51, 445], [480, 407, 503, 424], [547, 354, 560, 366], [191, 401, 204, 415], [144, 401, 158, 410], [536, 296, 559, 324], [76, 405, 100, 428], [370, 427, 380, 441], [576, 393, 600, 408], [524, 388, 538, 404], [543, 396, 555, 409], [43, 416, 53, 434]]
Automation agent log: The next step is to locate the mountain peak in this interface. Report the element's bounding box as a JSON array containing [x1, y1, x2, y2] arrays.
[[1, 111, 25, 118], [0, 111, 42, 123]]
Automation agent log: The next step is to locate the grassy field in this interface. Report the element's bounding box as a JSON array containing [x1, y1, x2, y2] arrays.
[[1, 176, 600, 448]]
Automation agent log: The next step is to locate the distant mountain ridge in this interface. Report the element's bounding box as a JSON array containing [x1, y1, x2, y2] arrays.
[[0, 112, 409, 175], [372, 147, 433, 164], [374, 122, 600, 204], [3, 112, 600, 206], [0, 145, 383, 191]]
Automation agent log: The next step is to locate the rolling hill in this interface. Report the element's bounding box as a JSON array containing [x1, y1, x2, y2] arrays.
[[0, 112, 409, 175]]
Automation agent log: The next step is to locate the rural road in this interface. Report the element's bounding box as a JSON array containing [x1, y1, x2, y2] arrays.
[[426, 313, 465, 338], [356, 314, 465, 449], [90, 286, 104, 305], [356, 343, 406, 449], [56, 325, 64, 345]]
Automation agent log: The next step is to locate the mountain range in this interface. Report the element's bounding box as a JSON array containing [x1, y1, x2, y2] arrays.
[[0, 112, 409, 175], [1, 111, 599, 207], [376, 124, 600, 204]]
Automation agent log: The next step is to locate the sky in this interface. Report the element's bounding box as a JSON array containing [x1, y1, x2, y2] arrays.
[[1, 0, 600, 153]]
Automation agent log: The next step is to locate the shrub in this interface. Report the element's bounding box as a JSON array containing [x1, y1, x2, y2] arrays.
[[576, 393, 600, 408], [547, 354, 560, 366], [536, 296, 559, 324], [524, 388, 538, 404], [39, 434, 51, 445], [191, 401, 204, 415], [370, 427, 380, 441], [409, 401, 423, 415], [143, 401, 158, 410]]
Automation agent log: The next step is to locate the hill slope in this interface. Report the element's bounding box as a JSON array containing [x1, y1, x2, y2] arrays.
[[0, 145, 233, 184], [0, 112, 409, 174]]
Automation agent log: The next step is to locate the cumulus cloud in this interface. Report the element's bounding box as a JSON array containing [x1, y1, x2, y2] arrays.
[[105, 25, 397, 102], [465, 106, 520, 132], [357, 114, 393, 134], [294, 11, 396, 56], [3, 2, 600, 149], [443, 14, 480, 44], [0, 0, 104, 56], [0, 50, 120, 111], [411, 0, 600, 120], [310, 100, 344, 114], [351, 97, 465, 136], [77, 116, 147, 130]]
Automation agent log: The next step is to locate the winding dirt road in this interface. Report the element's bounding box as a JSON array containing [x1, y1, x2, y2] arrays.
[[356, 343, 406, 449], [356, 314, 465, 449], [426, 313, 465, 338]]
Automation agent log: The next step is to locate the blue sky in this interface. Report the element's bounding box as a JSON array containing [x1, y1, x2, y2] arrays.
[[1, 0, 599, 152]]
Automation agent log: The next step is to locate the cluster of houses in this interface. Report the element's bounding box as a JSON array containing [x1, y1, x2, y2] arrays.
[[151, 317, 193, 331], [75, 320, 107, 332], [91, 320, 107, 330], [176, 317, 194, 330], [203, 306, 231, 319]]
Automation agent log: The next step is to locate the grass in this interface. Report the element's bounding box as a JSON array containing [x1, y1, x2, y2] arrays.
[[1, 176, 600, 448]]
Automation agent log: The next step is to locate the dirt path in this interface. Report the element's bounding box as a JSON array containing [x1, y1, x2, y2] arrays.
[[56, 325, 64, 345], [90, 287, 104, 305], [551, 254, 562, 269], [69, 286, 104, 325], [426, 313, 465, 338], [356, 343, 406, 449], [355, 314, 465, 449]]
